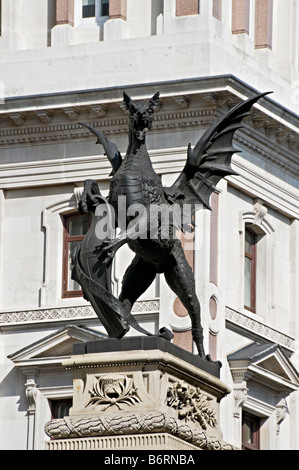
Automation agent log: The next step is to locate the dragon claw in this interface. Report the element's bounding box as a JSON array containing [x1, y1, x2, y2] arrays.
[[97, 240, 117, 266], [205, 354, 222, 368]]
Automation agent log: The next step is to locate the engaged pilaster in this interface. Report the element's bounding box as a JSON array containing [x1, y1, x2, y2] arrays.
[[104, 0, 128, 40], [232, 0, 250, 35], [51, 0, 76, 46], [176, 0, 199, 17], [255, 0, 273, 49]]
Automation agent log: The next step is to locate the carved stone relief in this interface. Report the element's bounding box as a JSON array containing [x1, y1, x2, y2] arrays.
[[86, 374, 141, 411], [46, 345, 235, 450], [167, 381, 217, 429]]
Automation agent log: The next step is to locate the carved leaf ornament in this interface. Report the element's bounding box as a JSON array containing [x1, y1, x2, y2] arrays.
[[87, 374, 140, 411], [167, 381, 217, 429]]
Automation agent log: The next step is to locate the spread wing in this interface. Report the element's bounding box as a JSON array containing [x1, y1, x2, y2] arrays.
[[79, 122, 122, 175], [165, 92, 271, 220]]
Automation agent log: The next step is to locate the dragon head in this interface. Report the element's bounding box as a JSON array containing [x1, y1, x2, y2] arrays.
[[123, 92, 160, 141]]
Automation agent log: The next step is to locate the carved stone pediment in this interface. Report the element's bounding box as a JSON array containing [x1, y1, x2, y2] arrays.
[[8, 324, 107, 368], [228, 342, 299, 393], [228, 342, 299, 433]]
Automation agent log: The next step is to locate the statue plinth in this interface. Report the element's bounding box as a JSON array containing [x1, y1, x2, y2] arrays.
[[45, 337, 236, 450]]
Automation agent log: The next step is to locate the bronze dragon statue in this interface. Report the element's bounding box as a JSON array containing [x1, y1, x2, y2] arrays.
[[73, 90, 269, 361]]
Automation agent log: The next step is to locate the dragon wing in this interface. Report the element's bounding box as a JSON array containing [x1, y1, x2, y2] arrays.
[[79, 122, 122, 175], [165, 92, 271, 216]]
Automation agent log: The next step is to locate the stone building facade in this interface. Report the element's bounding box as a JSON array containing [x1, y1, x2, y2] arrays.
[[0, 0, 298, 450]]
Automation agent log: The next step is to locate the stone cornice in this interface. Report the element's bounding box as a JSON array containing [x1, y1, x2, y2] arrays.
[[225, 306, 295, 353], [235, 132, 299, 178], [0, 107, 217, 146], [0, 75, 297, 122], [0, 300, 159, 327], [0, 76, 298, 198], [0, 76, 297, 156]]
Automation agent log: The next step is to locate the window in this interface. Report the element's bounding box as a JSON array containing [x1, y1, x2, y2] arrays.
[[62, 213, 90, 298], [82, 0, 109, 18], [82, 0, 96, 18], [51, 399, 72, 419], [242, 412, 260, 450], [244, 227, 257, 312], [101, 0, 109, 16]]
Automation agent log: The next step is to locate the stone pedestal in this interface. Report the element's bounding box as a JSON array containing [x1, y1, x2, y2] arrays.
[[45, 337, 235, 450]]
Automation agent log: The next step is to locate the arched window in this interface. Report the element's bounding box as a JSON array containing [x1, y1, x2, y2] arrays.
[[62, 212, 90, 298], [244, 227, 257, 312]]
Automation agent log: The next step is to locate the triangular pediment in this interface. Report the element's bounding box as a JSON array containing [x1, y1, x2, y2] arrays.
[[228, 342, 299, 394], [37, 337, 78, 358], [257, 356, 289, 380], [8, 324, 107, 367]]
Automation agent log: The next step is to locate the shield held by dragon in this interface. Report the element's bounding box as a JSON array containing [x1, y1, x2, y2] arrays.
[[72, 90, 270, 362]]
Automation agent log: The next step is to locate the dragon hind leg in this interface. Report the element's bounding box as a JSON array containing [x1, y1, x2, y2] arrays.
[[164, 241, 206, 358], [119, 255, 157, 311]]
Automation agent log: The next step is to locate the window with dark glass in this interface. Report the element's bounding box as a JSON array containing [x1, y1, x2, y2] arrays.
[[101, 0, 109, 16], [50, 399, 72, 419], [242, 412, 260, 450], [62, 213, 90, 298], [82, 0, 109, 18], [244, 227, 257, 312], [82, 0, 96, 18]]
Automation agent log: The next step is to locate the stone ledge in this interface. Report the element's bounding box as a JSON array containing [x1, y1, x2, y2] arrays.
[[45, 412, 236, 451], [72, 336, 221, 378], [225, 306, 295, 352], [0, 301, 159, 326], [46, 432, 200, 451]]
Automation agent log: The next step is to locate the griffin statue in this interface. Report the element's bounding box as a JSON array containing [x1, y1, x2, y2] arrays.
[[72, 90, 269, 362]]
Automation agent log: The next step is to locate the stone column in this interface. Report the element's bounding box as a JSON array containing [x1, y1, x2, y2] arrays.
[[209, 192, 219, 286], [23, 368, 40, 450], [209, 192, 219, 361], [255, 0, 273, 49], [0, 190, 5, 309], [172, 228, 195, 353], [232, 0, 250, 34], [290, 219, 299, 357], [176, 0, 199, 16]]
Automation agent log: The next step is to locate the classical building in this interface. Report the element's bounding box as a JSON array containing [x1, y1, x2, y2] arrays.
[[0, 0, 298, 450]]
